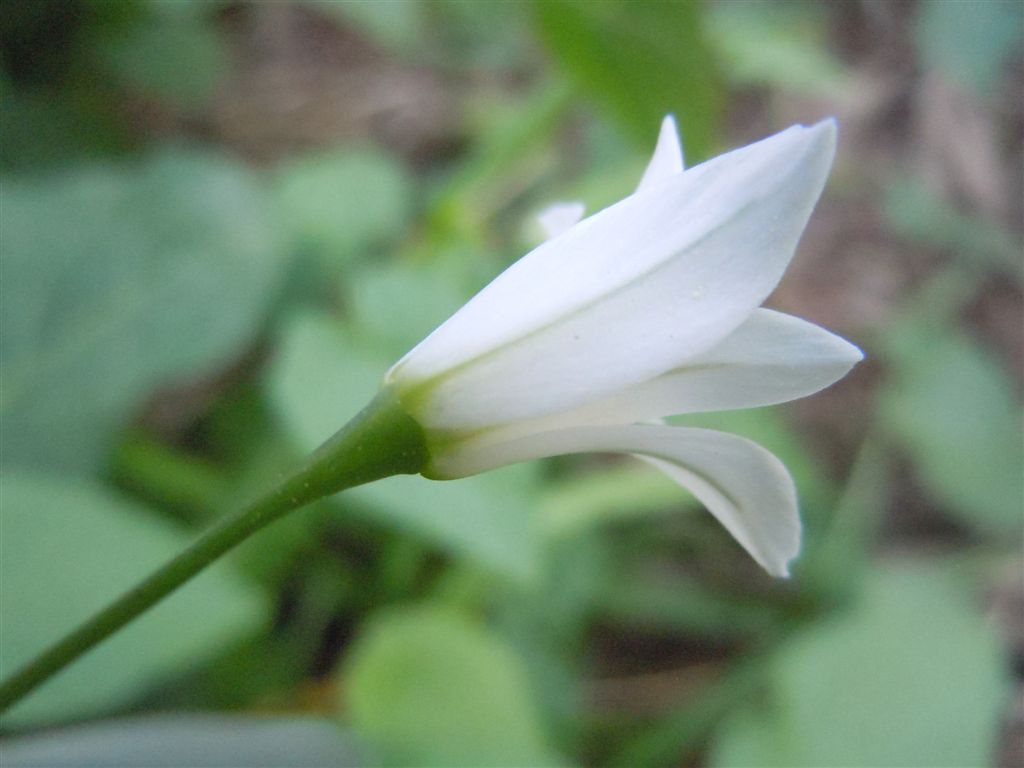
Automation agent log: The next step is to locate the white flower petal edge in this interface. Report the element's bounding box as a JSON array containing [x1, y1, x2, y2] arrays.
[[390, 120, 837, 429], [637, 114, 685, 191], [490, 308, 864, 435], [537, 201, 586, 241], [634, 433, 799, 578], [431, 424, 800, 577]]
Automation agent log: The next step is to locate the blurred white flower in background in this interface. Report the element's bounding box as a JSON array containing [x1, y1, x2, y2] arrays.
[[387, 116, 862, 577]]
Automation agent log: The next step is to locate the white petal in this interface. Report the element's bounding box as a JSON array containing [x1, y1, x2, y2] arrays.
[[636, 115, 685, 192], [536, 201, 586, 241], [430, 425, 800, 577], [514, 309, 863, 429], [390, 121, 837, 429]]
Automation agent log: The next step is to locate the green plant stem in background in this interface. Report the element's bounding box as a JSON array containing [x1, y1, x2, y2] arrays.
[[0, 389, 428, 715]]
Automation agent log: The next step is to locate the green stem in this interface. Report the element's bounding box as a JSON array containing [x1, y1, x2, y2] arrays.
[[0, 388, 428, 715]]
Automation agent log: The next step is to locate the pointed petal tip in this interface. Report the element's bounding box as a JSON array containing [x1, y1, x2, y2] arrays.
[[820, 323, 864, 362], [832, 330, 866, 369], [850, 341, 866, 364], [637, 115, 685, 191], [759, 530, 801, 578], [769, 118, 836, 168], [661, 114, 684, 167], [805, 118, 838, 155], [820, 334, 865, 397], [766, 554, 796, 579], [795, 117, 837, 137], [756, 519, 801, 578]]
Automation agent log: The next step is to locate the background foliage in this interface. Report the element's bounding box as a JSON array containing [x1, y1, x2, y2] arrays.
[[1, 1, 1021, 766]]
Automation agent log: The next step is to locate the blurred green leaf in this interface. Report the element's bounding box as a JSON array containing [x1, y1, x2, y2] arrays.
[[885, 180, 1022, 277], [95, 5, 227, 106], [796, 434, 888, 598], [710, 560, 1010, 767], [311, 0, 426, 55], [881, 326, 1023, 535], [0, 151, 285, 475], [276, 149, 414, 267], [610, 648, 773, 768], [915, 0, 1023, 95], [600, 572, 781, 638], [0, 84, 129, 171], [353, 469, 542, 584], [344, 606, 559, 767], [537, 462, 686, 539], [0, 472, 264, 726], [267, 312, 541, 582], [347, 261, 465, 360], [534, 0, 720, 159], [706, 1, 848, 95], [110, 431, 229, 522], [0, 714, 366, 767], [140, 0, 233, 15], [430, 0, 535, 71], [430, 80, 572, 245]]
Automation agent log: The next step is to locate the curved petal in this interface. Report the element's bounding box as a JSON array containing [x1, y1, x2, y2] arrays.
[[430, 425, 800, 577], [508, 309, 863, 430], [537, 201, 586, 241], [389, 121, 837, 429], [636, 114, 685, 192]]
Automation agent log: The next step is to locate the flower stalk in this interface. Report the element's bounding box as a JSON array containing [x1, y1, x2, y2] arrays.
[[0, 389, 427, 715]]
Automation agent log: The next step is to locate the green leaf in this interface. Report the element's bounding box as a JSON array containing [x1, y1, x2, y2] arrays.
[[599, 572, 781, 639], [915, 0, 1023, 96], [534, 0, 721, 159], [880, 327, 1023, 534], [710, 560, 1010, 768], [429, 0, 536, 71], [0, 715, 366, 767], [537, 462, 687, 540], [0, 84, 129, 172], [0, 473, 264, 726], [357, 467, 542, 583], [428, 80, 572, 245], [0, 151, 286, 475], [796, 435, 888, 598], [96, 6, 228, 106], [347, 262, 466, 360], [275, 149, 414, 266], [311, 0, 426, 55], [267, 313, 541, 582], [706, 2, 849, 95], [344, 606, 558, 767], [884, 180, 1022, 277]]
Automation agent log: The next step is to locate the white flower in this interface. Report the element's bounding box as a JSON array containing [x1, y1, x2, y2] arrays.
[[386, 116, 862, 577]]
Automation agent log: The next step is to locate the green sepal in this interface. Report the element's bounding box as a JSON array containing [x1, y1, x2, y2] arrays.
[[283, 386, 430, 504]]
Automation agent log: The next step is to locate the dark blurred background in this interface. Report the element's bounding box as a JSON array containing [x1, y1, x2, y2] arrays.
[[1, 2, 1022, 766]]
